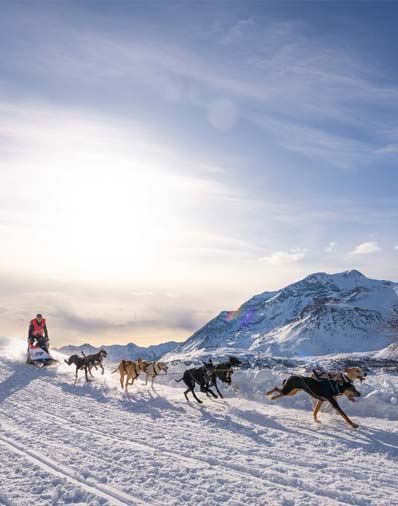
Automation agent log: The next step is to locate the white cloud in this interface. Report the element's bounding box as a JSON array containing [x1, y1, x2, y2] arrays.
[[351, 241, 381, 255], [259, 248, 308, 265], [325, 242, 337, 253], [376, 144, 398, 155], [394, 245, 398, 251]]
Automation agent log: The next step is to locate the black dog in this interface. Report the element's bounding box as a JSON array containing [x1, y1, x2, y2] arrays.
[[64, 354, 90, 383], [81, 349, 107, 376], [175, 361, 217, 404], [210, 356, 242, 399], [266, 375, 361, 428]]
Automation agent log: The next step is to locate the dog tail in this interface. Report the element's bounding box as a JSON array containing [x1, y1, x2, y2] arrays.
[[81, 351, 87, 357], [175, 377, 183, 383], [64, 358, 71, 366], [111, 365, 120, 374]]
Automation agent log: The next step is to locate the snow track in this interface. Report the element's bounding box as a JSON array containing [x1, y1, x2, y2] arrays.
[[1, 348, 398, 505], [0, 433, 141, 506]]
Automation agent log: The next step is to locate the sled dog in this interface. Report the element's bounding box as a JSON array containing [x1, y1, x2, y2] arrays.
[[175, 361, 217, 404], [112, 358, 149, 391], [266, 375, 361, 428]]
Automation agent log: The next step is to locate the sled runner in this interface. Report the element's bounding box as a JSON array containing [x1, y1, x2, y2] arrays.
[[27, 343, 58, 367]]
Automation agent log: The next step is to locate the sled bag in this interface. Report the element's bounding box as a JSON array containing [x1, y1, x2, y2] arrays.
[[28, 344, 51, 362]]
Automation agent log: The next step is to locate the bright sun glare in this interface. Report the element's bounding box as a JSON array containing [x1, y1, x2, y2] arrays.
[[16, 113, 180, 282]]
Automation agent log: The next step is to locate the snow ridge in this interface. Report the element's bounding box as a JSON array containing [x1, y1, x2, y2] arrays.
[[167, 270, 398, 360]]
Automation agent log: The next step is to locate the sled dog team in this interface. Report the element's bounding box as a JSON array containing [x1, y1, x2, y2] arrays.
[[64, 351, 366, 429]]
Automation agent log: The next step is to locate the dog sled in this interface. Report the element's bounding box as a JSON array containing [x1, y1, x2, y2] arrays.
[[27, 343, 58, 367]]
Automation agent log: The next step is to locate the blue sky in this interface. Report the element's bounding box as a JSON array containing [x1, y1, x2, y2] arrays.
[[0, 1, 397, 345]]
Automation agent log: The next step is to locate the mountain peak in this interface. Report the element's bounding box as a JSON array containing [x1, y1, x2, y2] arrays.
[[342, 269, 366, 278], [170, 270, 397, 359]]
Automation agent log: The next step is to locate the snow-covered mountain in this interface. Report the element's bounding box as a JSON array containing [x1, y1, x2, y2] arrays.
[[375, 342, 398, 361], [56, 340, 179, 363], [166, 270, 398, 360]]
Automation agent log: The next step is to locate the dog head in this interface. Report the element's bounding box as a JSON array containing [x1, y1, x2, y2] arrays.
[[341, 382, 361, 402], [228, 356, 242, 367], [157, 362, 168, 373], [99, 349, 108, 358], [216, 363, 234, 384], [65, 354, 79, 366], [344, 367, 367, 382]]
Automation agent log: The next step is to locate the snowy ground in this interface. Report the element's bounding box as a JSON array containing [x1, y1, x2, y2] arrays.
[[0, 337, 397, 506]]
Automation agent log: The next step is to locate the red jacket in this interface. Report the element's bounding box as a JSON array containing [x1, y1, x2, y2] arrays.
[[29, 318, 48, 339]]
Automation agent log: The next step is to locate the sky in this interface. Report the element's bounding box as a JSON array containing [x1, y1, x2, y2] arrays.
[[0, 1, 397, 347]]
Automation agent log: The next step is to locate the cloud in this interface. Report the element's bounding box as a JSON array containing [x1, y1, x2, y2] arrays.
[[53, 307, 199, 335], [375, 144, 398, 155], [394, 245, 398, 251], [351, 241, 381, 255], [325, 242, 337, 253], [259, 248, 308, 265]]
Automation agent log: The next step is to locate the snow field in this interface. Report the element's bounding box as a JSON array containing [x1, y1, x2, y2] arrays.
[[0, 337, 397, 506]]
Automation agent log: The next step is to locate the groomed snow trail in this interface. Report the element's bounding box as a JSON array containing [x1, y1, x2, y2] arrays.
[[0, 352, 397, 505]]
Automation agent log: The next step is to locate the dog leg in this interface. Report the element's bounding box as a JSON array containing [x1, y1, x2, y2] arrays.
[[266, 387, 281, 397], [206, 387, 218, 399], [191, 389, 203, 404], [100, 363, 104, 375], [75, 367, 78, 385], [269, 393, 284, 400], [125, 375, 133, 392], [313, 400, 323, 423], [329, 399, 359, 428], [214, 383, 224, 399]]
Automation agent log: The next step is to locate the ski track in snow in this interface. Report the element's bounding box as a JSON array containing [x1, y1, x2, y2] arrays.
[[0, 356, 398, 506]]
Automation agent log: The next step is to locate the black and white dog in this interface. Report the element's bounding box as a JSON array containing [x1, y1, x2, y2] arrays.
[[81, 349, 108, 376], [175, 361, 217, 404]]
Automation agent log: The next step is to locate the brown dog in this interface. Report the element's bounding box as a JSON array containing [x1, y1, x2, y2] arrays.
[[111, 358, 149, 391], [310, 367, 366, 422]]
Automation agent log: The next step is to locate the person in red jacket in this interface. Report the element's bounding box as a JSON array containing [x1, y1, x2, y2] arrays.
[[28, 313, 49, 353]]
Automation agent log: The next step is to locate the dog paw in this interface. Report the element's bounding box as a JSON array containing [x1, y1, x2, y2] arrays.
[[351, 423, 359, 429]]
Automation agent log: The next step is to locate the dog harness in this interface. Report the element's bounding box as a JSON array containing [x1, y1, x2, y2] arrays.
[[298, 376, 349, 401], [144, 362, 161, 377]]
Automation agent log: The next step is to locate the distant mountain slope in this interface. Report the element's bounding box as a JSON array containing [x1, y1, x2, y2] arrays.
[[56, 340, 179, 363], [167, 270, 398, 359]]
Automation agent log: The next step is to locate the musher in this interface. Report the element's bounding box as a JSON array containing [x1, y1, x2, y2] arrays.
[[28, 313, 49, 353]]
